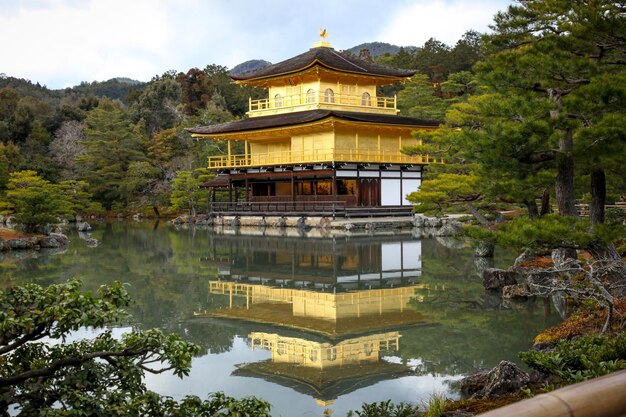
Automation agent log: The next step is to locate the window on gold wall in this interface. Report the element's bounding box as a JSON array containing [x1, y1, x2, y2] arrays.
[[274, 94, 283, 108], [361, 92, 371, 106], [306, 89, 315, 103], [324, 88, 334, 103], [341, 84, 355, 93]]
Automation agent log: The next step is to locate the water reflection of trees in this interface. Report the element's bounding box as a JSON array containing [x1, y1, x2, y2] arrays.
[[396, 239, 559, 375]]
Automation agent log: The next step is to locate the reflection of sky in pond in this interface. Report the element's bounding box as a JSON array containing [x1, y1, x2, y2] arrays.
[[2, 222, 562, 417]]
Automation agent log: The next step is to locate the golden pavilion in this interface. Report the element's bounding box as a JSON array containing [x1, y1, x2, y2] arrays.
[[187, 32, 439, 216]]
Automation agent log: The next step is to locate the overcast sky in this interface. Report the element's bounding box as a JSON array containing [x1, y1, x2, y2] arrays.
[[0, 0, 513, 89]]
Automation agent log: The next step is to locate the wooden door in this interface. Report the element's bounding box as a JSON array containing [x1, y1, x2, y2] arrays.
[[359, 179, 380, 207]]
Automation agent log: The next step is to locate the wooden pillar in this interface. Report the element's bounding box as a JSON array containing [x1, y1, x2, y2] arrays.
[[244, 140, 249, 164], [228, 141, 232, 165], [245, 178, 249, 202], [228, 179, 233, 203], [291, 172, 295, 202], [332, 170, 337, 217]]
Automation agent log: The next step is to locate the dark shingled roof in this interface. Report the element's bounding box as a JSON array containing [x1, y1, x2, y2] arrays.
[[230, 47, 416, 81], [186, 110, 440, 136]]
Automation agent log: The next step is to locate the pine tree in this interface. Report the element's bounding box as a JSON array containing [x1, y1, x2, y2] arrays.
[[78, 99, 147, 209]]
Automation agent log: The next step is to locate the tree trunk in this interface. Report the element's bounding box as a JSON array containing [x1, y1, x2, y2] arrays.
[[590, 168, 606, 225], [540, 190, 551, 216], [587, 240, 626, 298], [466, 202, 491, 226], [524, 198, 539, 219], [587, 240, 623, 263], [555, 132, 578, 216], [152, 206, 160, 218]]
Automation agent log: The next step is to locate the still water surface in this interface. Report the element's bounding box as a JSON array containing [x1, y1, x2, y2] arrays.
[[1, 222, 561, 417]]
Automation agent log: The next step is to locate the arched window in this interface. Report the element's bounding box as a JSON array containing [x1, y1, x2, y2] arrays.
[[324, 88, 334, 103], [306, 88, 316, 103], [326, 348, 337, 361], [274, 94, 283, 108], [361, 92, 371, 106]]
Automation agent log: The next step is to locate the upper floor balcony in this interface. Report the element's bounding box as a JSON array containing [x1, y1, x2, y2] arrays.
[[248, 90, 397, 117], [207, 148, 438, 169]]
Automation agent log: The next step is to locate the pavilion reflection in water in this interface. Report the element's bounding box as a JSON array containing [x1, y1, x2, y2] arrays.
[[204, 233, 422, 290], [196, 233, 426, 405]]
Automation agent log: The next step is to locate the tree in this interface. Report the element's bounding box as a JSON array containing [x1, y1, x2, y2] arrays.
[[449, 30, 482, 73], [130, 78, 182, 136], [169, 170, 210, 217], [120, 161, 164, 214], [0, 170, 70, 232], [49, 120, 85, 180], [396, 74, 449, 121], [0, 279, 271, 416], [78, 99, 147, 208], [480, 0, 626, 219], [413, 38, 452, 82], [0, 141, 20, 191], [57, 179, 104, 217]]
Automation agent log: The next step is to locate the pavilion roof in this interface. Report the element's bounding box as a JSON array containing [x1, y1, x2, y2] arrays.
[[186, 109, 439, 136], [229, 46, 416, 81]]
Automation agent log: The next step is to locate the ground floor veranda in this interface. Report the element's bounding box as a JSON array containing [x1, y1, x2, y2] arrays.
[[203, 163, 422, 218]]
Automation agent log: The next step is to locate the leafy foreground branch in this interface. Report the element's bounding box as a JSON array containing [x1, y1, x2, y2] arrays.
[[0, 279, 270, 416]]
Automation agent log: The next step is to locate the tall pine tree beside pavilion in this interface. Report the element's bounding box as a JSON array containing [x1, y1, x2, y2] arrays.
[[78, 99, 147, 209]]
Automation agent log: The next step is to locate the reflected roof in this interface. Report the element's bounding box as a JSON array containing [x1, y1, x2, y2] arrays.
[[233, 360, 412, 402]]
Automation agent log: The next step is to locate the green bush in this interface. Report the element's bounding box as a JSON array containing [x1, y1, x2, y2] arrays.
[[519, 334, 626, 383], [351, 400, 420, 417]]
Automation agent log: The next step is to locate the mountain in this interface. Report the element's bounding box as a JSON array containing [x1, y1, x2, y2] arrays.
[[66, 78, 147, 103], [229, 60, 272, 76], [345, 42, 418, 57]]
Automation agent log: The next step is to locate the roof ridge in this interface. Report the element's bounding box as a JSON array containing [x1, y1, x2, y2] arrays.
[[328, 49, 369, 73]]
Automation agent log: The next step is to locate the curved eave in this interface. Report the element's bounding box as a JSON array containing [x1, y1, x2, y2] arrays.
[[232, 60, 414, 86], [189, 118, 437, 140]]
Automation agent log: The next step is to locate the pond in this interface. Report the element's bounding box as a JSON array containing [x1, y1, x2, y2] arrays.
[[0, 222, 561, 417]]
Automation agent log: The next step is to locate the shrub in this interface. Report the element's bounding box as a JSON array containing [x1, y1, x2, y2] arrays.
[[519, 334, 626, 383]]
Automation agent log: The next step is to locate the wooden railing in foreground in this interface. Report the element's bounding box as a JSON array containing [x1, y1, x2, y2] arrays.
[[478, 369, 626, 417]]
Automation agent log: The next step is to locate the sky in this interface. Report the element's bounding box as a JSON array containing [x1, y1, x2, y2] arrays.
[[0, 0, 513, 89]]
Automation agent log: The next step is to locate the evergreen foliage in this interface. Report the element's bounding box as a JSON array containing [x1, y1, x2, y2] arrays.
[[520, 334, 626, 383], [0, 279, 271, 416], [0, 170, 71, 232], [169, 170, 211, 217]]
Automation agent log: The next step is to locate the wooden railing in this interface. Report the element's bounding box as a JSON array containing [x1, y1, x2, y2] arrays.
[[478, 369, 626, 417], [208, 148, 437, 168], [249, 91, 396, 115]]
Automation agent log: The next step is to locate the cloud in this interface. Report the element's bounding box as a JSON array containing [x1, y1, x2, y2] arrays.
[[0, 0, 171, 87], [0, 0, 511, 88], [376, 0, 508, 47]]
